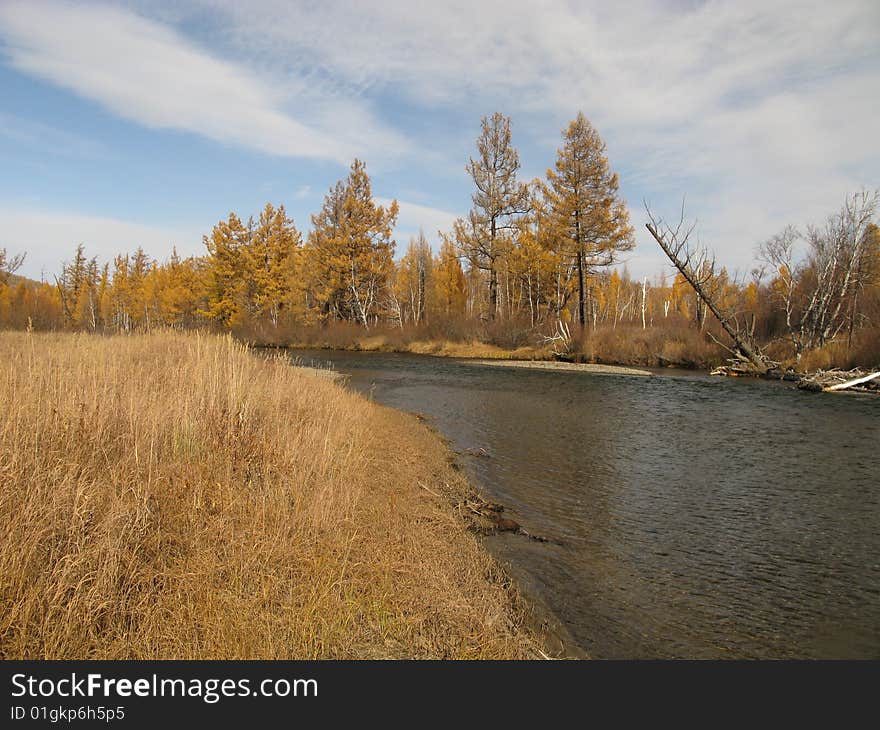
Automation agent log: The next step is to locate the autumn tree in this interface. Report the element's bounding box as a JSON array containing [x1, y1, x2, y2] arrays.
[[544, 112, 634, 327], [451, 113, 530, 319], [128, 247, 154, 329], [242, 203, 302, 326], [57, 244, 101, 329], [0, 279, 62, 330], [433, 238, 467, 318], [759, 190, 880, 356], [304, 160, 398, 327], [155, 249, 206, 328], [395, 231, 433, 324], [203, 213, 250, 327], [0, 248, 27, 327]]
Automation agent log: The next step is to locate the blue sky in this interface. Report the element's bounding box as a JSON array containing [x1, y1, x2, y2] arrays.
[[1, 0, 878, 282]]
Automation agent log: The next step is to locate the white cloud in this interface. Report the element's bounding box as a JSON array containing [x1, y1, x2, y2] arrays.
[[2, 1, 878, 277], [0, 0, 409, 165], [376, 198, 459, 252], [0, 208, 203, 280], [191, 0, 880, 274]]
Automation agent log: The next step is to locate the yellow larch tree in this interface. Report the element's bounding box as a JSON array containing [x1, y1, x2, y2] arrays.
[[452, 113, 530, 319], [304, 160, 398, 327], [433, 238, 467, 319], [545, 112, 634, 328], [243, 203, 302, 327], [203, 212, 250, 328]]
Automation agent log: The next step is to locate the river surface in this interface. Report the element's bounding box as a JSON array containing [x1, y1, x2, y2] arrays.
[[294, 349, 879, 659]]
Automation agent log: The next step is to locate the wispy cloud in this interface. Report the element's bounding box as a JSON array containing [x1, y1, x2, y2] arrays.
[[0, 0, 410, 165], [192, 0, 880, 272], [2, 1, 878, 276]]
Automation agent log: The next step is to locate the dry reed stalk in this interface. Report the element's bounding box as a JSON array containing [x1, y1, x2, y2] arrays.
[[0, 331, 535, 659]]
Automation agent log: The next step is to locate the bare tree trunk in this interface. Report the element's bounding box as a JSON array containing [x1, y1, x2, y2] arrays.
[[646, 215, 770, 372], [575, 212, 586, 328]]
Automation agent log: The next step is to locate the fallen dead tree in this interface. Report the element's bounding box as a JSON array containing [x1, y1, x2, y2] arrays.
[[796, 369, 880, 394], [645, 203, 776, 376]]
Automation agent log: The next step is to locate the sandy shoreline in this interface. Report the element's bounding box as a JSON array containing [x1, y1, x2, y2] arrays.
[[468, 359, 654, 377]]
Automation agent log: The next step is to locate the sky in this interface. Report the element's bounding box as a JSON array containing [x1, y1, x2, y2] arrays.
[[1, 0, 878, 282]]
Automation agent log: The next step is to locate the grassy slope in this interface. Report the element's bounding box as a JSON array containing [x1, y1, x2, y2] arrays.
[[0, 331, 536, 659]]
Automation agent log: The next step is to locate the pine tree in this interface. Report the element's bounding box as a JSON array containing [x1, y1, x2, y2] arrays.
[[129, 247, 154, 329], [245, 203, 302, 326], [57, 244, 100, 329]]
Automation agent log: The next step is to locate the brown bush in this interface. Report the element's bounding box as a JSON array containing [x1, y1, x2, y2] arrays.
[[573, 321, 725, 369]]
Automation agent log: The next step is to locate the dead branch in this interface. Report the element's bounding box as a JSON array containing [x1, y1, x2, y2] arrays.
[[797, 368, 880, 394], [541, 319, 573, 358]]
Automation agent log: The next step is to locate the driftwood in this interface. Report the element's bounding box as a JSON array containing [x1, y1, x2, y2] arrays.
[[824, 371, 880, 391], [709, 364, 761, 378], [797, 369, 880, 394], [710, 364, 800, 381], [418, 479, 555, 543]]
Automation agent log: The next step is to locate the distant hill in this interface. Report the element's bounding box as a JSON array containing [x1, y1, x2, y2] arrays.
[[2, 272, 45, 289]]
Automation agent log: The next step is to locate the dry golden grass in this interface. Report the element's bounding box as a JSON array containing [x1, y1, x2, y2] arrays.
[[0, 331, 536, 659]]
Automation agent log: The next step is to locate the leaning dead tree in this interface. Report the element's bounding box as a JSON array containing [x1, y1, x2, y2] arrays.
[[645, 203, 774, 374]]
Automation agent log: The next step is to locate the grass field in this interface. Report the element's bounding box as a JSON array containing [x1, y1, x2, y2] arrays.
[[0, 331, 536, 659]]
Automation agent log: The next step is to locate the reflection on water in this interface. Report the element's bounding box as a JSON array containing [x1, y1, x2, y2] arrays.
[[294, 349, 880, 659]]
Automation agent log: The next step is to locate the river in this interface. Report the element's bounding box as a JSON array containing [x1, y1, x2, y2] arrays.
[[294, 349, 879, 659]]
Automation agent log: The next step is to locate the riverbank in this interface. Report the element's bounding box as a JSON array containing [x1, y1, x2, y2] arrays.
[[245, 318, 879, 379], [246, 319, 726, 370], [313, 347, 880, 657], [0, 331, 545, 659], [267, 335, 878, 393]]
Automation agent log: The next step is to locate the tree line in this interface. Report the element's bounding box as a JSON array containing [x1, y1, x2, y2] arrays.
[[1, 111, 878, 368]]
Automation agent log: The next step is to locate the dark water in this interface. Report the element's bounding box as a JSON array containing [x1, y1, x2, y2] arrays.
[[295, 349, 879, 658]]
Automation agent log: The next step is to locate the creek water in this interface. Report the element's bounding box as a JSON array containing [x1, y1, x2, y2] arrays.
[[294, 349, 879, 658]]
